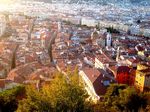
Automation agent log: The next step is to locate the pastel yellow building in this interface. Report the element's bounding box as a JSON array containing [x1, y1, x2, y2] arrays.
[[135, 64, 150, 92]]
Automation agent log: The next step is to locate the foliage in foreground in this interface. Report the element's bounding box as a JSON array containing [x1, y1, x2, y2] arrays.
[[1, 76, 150, 112], [0, 85, 25, 112], [17, 72, 92, 112], [102, 84, 147, 112]]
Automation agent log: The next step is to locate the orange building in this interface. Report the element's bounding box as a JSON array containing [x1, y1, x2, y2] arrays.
[[116, 66, 135, 86]]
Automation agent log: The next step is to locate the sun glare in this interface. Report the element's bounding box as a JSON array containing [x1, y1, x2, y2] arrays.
[[0, 0, 12, 4], [0, 0, 16, 11]]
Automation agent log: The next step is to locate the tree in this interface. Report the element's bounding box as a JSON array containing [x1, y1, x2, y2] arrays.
[[104, 84, 127, 111], [17, 71, 92, 112], [143, 92, 150, 111], [17, 86, 52, 112], [0, 85, 25, 112], [124, 93, 147, 112], [137, 20, 141, 24], [106, 27, 120, 34], [43, 71, 92, 112], [103, 84, 147, 112]]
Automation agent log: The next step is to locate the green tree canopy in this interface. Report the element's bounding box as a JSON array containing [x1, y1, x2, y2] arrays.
[[104, 84, 147, 112], [17, 71, 92, 112], [106, 27, 120, 34], [0, 85, 25, 112]]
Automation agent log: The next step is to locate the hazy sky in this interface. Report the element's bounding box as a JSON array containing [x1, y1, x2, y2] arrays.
[[0, 0, 15, 4]]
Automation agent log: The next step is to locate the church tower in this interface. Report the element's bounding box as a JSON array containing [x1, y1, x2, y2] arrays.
[[106, 33, 112, 47], [91, 28, 99, 45]]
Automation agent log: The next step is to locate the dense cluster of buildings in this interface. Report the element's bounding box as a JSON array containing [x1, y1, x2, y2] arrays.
[[0, 15, 57, 91], [51, 21, 150, 102], [0, 1, 150, 103]]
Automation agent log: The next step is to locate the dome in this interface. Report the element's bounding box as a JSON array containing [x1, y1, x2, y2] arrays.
[[91, 30, 99, 40]]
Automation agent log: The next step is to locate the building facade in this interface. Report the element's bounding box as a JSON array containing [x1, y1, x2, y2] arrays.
[[135, 64, 150, 92]]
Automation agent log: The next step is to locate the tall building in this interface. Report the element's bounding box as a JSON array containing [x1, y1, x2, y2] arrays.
[[41, 35, 46, 48], [40, 29, 51, 48], [91, 28, 99, 40], [0, 15, 6, 37], [105, 33, 112, 47], [91, 29, 99, 45], [135, 64, 150, 92], [57, 21, 62, 32]]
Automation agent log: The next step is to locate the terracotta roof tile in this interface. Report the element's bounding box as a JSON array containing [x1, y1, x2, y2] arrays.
[[82, 67, 112, 95]]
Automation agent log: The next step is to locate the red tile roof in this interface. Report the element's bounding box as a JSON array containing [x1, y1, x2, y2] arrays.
[[82, 67, 112, 95], [7, 62, 42, 83]]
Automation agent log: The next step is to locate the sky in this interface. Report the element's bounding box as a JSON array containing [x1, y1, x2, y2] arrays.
[[0, 0, 14, 4]]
